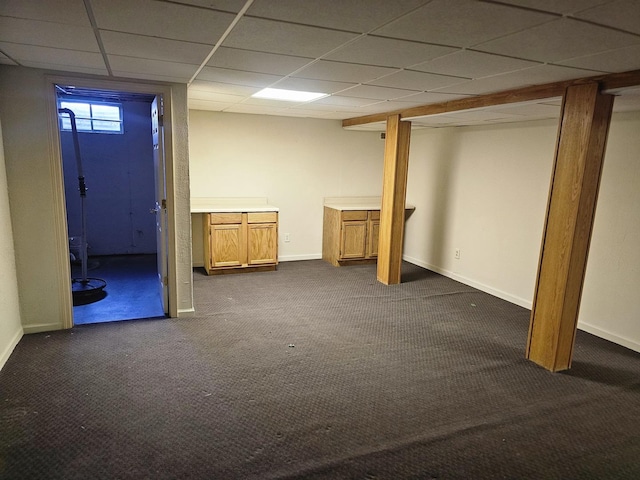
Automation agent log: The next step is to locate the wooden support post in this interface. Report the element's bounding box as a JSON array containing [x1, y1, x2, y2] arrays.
[[526, 83, 614, 372], [377, 114, 411, 285]]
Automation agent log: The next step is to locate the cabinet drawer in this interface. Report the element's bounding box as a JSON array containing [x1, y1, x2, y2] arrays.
[[342, 210, 367, 221], [247, 211, 277, 223], [369, 210, 380, 221], [210, 213, 242, 224]]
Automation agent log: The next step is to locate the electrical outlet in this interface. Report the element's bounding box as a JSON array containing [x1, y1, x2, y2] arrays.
[[284, 233, 290, 243], [455, 248, 461, 259]]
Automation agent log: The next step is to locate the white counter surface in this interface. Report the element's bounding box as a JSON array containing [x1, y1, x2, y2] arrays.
[[191, 204, 279, 213], [191, 197, 279, 213], [324, 202, 415, 211]]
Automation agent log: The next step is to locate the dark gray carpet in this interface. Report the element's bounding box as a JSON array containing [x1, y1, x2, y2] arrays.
[[1, 260, 639, 479]]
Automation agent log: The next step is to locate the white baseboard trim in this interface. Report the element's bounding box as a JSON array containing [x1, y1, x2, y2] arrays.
[[577, 322, 640, 353], [403, 255, 533, 309], [279, 254, 322, 262], [23, 323, 64, 334], [403, 256, 640, 354], [177, 307, 196, 318], [0, 326, 23, 372]]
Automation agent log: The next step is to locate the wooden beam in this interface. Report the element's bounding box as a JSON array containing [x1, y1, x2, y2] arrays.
[[526, 83, 614, 372], [377, 115, 411, 285], [342, 68, 640, 128]]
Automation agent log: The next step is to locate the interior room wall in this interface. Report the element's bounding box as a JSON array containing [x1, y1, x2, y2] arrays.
[[0, 116, 24, 370], [0, 65, 194, 330], [188, 110, 384, 265], [404, 111, 640, 352], [60, 99, 156, 255]]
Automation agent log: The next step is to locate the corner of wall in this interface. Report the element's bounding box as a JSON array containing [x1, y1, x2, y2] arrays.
[[0, 326, 23, 372]]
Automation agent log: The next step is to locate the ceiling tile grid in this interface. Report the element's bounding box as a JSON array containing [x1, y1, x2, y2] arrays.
[[0, 0, 638, 128]]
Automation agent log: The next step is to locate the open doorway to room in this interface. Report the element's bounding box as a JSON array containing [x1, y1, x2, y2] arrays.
[[56, 85, 166, 325]]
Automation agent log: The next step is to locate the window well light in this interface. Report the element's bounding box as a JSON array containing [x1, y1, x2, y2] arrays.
[[251, 88, 328, 102]]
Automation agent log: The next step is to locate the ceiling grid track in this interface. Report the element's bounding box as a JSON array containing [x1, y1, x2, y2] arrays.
[[83, 0, 112, 76]]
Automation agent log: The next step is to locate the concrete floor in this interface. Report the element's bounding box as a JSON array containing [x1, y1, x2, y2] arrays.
[[71, 254, 166, 325]]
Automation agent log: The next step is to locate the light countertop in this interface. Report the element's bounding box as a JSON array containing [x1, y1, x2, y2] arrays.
[[191, 204, 279, 213], [324, 202, 415, 211], [191, 197, 279, 213]]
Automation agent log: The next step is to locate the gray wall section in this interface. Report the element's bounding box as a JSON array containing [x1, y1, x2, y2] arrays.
[[60, 99, 156, 255]]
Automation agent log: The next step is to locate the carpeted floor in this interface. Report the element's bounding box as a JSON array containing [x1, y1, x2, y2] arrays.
[[1, 260, 639, 479]]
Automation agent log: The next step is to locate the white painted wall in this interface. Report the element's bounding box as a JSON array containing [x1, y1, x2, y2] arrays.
[[188, 108, 640, 352], [0, 65, 194, 330], [580, 111, 640, 351], [0, 116, 24, 370], [189, 110, 384, 264], [404, 120, 557, 306], [404, 112, 640, 353]]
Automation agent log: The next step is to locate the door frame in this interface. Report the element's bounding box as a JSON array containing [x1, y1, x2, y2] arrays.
[[45, 74, 179, 327]]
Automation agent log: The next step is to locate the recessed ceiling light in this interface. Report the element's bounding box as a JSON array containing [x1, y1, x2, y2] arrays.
[[251, 88, 328, 102]]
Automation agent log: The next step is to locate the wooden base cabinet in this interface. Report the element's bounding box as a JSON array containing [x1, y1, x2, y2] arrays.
[[323, 207, 380, 266], [204, 211, 278, 274]]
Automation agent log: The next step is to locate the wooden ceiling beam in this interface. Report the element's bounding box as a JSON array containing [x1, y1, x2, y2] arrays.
[[341, 69, 640, 128]]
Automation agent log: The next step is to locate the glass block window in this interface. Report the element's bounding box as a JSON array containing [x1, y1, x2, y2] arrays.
[[59, 100, 123, 134]]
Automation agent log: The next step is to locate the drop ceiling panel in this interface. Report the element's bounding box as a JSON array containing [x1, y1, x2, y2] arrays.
[[91, 0, 235, 44], [475, 18, 640, 63], [310, 96, 382, 107], [100, 31, 213, 65], [301, 111, 365, 120], [0, 43, 105, 70], [242, 97, 305, 107], [286, 102, 356, 112], [188, 89, 245, 103], [293, 60, 398, 83], [189, 99, 237, 111], [224, 104, 290, 116], [0, 52, 17, 65], [411, 50, 540, 79], [20, 62, 109, 76], [222, 17, 359, 57], [246, 0, 428, 32], [369, 70, 469, 91], [197, 66, 282, 87], [394, 91, 474, 104], [0, 0, 90, 26], [338, 84, 420, 100], [272, 77, 358, 94], [574, 0, 640, 35], [373, 0, 556, 47], [207, 47, 313, 75], [557, 44, 640, 73], [0, 16, 99, 52], [109, 56, 200, 82], [190, 80, 260, 97], [494, 0, 612, 15], [435, 64, 607, 95], [169, 0, 249, 13], [325, 35, 457, 68]]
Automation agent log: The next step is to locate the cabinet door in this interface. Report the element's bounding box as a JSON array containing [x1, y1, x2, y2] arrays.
[[341, 221, 367, 259], [248, 223, 277, 265], [210, 224, 243, 267], [368, 219, 380, 258]]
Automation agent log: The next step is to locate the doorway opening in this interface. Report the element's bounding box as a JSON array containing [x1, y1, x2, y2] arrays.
[[56, 85, 167, 325]]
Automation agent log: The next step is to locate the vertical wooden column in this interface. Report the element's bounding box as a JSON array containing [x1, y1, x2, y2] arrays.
[[526, 83, 614, 372], [377, 114, 411, 285]]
